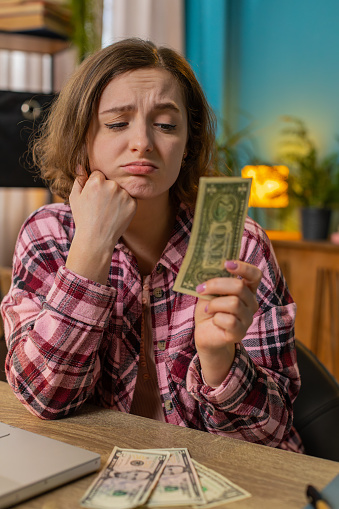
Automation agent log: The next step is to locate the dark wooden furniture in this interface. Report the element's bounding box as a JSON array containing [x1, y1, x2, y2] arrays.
[[271, 239, 339, 381]]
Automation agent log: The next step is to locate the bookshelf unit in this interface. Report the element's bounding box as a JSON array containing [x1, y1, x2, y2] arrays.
[[0, 30, 76, 376], [0, 30, 75, 91]]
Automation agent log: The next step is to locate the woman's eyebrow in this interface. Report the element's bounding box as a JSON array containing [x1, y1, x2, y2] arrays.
[[99, 102, 181, 116], [99, 105, 134, 115], [153, 102, 181, 113]]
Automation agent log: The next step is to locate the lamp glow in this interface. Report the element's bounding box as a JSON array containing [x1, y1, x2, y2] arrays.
[[241, 165, 289, 208]]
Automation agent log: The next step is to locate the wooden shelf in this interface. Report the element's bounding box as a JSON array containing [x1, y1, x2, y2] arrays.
[[0, 30, 71, 54]]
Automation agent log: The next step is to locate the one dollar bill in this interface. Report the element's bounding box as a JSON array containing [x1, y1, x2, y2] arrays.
[[192, 459, 251, 508], [80, 447, 170, 509], [173, 177, 251, 299]]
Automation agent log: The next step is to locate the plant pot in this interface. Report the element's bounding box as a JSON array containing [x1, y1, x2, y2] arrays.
[[301, 207, 332, 240]]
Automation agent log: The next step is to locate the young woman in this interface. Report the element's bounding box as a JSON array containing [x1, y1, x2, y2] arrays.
[[1, 38, 303, 453]]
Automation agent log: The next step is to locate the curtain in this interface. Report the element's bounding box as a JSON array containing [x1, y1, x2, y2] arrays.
[[101, 0, 184, 54], [185, 0, 228, 130]]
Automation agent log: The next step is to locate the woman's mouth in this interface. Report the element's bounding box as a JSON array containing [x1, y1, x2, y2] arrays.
[[122, 161, 158, 175]]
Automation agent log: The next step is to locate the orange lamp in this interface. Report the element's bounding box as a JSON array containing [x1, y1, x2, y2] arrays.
[[241, 165, 289, 208]]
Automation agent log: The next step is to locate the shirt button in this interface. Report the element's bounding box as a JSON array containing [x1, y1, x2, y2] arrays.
[[143, 373, 150, 381], [143, 284, 149, 291], [142, 297, 147, 304], [153, 287, 164, 299], [158, 340, 166, 351], [156, 264, 164, 274], [164, 400, 173, 412]]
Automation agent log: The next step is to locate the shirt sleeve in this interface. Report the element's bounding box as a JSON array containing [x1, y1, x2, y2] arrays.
[[186, 220, 301, 451], [1, 208, 116, 419]]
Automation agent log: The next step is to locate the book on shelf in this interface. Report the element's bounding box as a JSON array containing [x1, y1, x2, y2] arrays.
[[0, 1, 72, 39], [0, 0, 67, 3], [0, 0, 68, 7]]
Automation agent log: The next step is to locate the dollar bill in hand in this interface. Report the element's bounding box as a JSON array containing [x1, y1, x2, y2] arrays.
[[145, 448, 206, 507], [192, 459, 251, 508], [80, 447, 170, 509], [173, 177, 251, 300]]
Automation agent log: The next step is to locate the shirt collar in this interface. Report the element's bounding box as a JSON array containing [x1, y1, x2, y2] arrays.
[[160, 203, 193, 275], [115, 203, 194, 276]]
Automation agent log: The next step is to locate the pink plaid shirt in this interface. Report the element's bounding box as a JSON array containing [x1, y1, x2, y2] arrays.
[[1, 203, 303, 453]]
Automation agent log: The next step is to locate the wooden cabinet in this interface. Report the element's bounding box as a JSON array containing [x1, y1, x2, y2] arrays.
[[271, 239, 339, 380]]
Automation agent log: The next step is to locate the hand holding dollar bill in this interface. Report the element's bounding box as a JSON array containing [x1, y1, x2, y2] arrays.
[[173, 177, 252, 300]]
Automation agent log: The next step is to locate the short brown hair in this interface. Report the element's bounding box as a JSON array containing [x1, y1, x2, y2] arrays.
[[33, 38, 216, 206]]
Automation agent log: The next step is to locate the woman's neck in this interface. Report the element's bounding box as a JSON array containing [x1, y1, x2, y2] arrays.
[[122, 194, 176, 276]]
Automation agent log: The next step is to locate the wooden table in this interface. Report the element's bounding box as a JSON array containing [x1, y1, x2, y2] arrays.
[[1, 382, 338, 509]]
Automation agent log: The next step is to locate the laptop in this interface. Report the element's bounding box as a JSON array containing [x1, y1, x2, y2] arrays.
[[0, 421, 101, 508]]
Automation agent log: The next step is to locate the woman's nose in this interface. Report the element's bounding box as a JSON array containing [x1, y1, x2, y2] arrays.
[[129, 123, 153, 154]]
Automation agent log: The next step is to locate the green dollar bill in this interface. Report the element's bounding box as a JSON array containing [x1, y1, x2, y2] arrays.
[[144, 448, 206, 507], [192, 459, 251, 508], [80, 447, 170, 509], [173, 177, 251, 299]]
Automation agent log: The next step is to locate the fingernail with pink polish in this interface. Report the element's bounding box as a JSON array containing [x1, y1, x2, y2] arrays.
[[225, 260, 238, 270], [196, 283, 206, 293], [204, 304, 209, 313]]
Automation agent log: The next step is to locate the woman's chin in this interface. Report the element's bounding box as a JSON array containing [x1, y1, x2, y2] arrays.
[[119, 182, 157, 200], [118, 177, 172, 203]]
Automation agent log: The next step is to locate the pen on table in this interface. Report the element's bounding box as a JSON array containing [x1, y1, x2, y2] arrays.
[[306, 484, 331, 509]]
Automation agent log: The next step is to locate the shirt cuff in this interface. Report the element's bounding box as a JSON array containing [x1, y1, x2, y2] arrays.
[[45, 266, 116, 327], [186, 342, 256, 406]]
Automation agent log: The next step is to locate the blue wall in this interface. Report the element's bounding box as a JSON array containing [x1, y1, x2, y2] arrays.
[[185, 0, 228, 127], [186, 0, 339, 162], [237, 0, 339, 162]]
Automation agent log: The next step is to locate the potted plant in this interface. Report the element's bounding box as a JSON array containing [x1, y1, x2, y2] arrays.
[[277, 116, 339, 240], [214, 120, 259, 176], [68, 0, 102, 62]]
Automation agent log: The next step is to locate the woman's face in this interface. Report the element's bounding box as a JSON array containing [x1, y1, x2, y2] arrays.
[[86, 67, 188, 201]]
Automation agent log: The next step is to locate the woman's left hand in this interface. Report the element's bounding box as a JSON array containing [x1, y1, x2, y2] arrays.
[[194, 260, 262, 387]]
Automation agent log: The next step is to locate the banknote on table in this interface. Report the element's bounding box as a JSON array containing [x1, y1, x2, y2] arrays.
[[143, 448, 206, 507], [173, 177, 252, 300], [80, 447, 170, 509], [192, 459, 251, 508]]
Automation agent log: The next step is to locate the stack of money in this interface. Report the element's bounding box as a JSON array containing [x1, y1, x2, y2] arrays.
[[80, 447, 250, 508]]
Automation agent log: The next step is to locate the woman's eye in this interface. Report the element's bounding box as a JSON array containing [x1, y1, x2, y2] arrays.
[[104, 122, 128, 130], [155, 123, 177, 132]]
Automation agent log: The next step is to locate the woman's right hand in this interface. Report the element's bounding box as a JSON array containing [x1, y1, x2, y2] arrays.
[[66, 167, 137, 284]]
